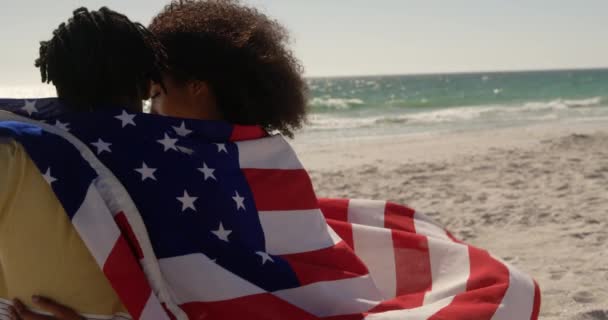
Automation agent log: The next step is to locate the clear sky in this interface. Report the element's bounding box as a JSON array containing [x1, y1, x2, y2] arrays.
[[1, 0, 607, 85]]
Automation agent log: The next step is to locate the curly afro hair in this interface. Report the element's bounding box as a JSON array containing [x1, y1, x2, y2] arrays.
[[149, 0, 308, 137]]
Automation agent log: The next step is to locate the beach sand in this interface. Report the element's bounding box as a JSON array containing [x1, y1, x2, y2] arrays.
[[293, 121, 608, 320]]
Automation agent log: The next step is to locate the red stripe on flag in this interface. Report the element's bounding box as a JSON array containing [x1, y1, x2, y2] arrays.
[[114, 212, 144, 259], [325, 220, 355, 251], [322, 314, 365, 320], [243, 169, 318, 211], [392, 230, 432, 306], [180, 293, 318, 320], [367, 294, 427, 315], [229, 125, 268, 141], [384, 202, 416, 232], [319, 198, 349, 222], [282, 241, 369, 286], [428, 246, 510, 320], [364, 232, 432, 313], [531, 280, 541, 320], [371, 202, 431, 307], [103, 236, 153, 319], [319, 198, 354, 248]]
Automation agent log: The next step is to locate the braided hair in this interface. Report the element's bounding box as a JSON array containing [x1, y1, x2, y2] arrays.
[[35, 7, 167, 111]]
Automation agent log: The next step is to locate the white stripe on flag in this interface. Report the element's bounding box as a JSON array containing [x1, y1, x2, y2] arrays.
[[364, 297, 454, 320], [236, 135, 303, 169], [422, 237, 470, 305], [139, 295, 172, 320], [347, 199, 387, 227], [414, 212, 470, 306], [350, 224, 397, 299], [259, 209, 341, 255], [71, 183, 121, 266], [491, 260, 536, 320], [158, 253, 265, 303], [348, 200, 397, 299], [273, 275, 383, 317]]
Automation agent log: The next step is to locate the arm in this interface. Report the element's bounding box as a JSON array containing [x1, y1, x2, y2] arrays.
[[9, 297, 81, 320]]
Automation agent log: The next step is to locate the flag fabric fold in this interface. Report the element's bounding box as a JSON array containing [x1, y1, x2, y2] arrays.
[[0, 99, 540, 320]]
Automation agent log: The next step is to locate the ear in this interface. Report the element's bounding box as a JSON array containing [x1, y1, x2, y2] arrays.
[[189, 80, 211, 97], [150, 81, 163, 100]]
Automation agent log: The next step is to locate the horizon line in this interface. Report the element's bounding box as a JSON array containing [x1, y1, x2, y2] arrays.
[[305, 66, 608, 80]]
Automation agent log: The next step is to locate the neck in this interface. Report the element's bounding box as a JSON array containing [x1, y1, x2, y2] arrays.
[[182, 94, 222, 121], [167, 105, 222, 120], [58, 93, 142, 113], [113, 96, 143, 113]]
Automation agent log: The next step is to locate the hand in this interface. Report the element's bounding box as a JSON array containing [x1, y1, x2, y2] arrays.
[[8, 296, 83, 320]]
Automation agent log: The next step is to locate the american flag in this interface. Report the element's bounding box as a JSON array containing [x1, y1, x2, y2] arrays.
[[0, 99, 540, 320]]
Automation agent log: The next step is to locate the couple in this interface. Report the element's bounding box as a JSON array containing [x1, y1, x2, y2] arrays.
[[2, 1, 307, 319], [0, 1, 540, 320]]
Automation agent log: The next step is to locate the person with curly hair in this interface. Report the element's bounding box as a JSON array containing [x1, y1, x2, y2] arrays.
[[147, 0, 309, 138]]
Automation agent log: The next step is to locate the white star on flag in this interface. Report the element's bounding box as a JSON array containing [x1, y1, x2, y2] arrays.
[[53, 120, 70, 131], [256, 251, 274, 265], [91, 139, 112, 155], [21, 100, 38, 115], [177, 190, 198, 212], [42, 167, 57, 185], [115, 110, 136, 128], [135, 162, 157, 181], [157, 133, 179, 152], [216, 143, 228, 153], [172, 121, 192, 137], [211, 223, 232, 242], [177, 146, 195, 156], [198, 162, 216, 181], [232, 191, 246, 211]]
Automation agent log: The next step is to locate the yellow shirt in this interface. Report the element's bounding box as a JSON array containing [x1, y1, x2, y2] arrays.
[[0, 139, 126, 315]]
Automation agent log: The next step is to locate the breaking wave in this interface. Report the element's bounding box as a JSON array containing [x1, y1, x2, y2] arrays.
[[309, 97, 365, 110]]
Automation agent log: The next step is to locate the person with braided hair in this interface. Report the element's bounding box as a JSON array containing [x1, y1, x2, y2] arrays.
[[1, 6, 166, 320], [35, 7, 166, 112]]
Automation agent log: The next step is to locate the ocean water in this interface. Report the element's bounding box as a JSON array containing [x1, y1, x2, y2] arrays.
[[2, 69, 608, 140], [304, 69, 608, 140]]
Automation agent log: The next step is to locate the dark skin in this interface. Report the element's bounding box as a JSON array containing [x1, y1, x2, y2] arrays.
[[8, 297, 82, 320], [150, 75, 221, 120]]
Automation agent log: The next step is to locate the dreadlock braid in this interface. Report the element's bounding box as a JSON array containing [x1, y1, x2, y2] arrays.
[[35, 7, 167, 111]]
